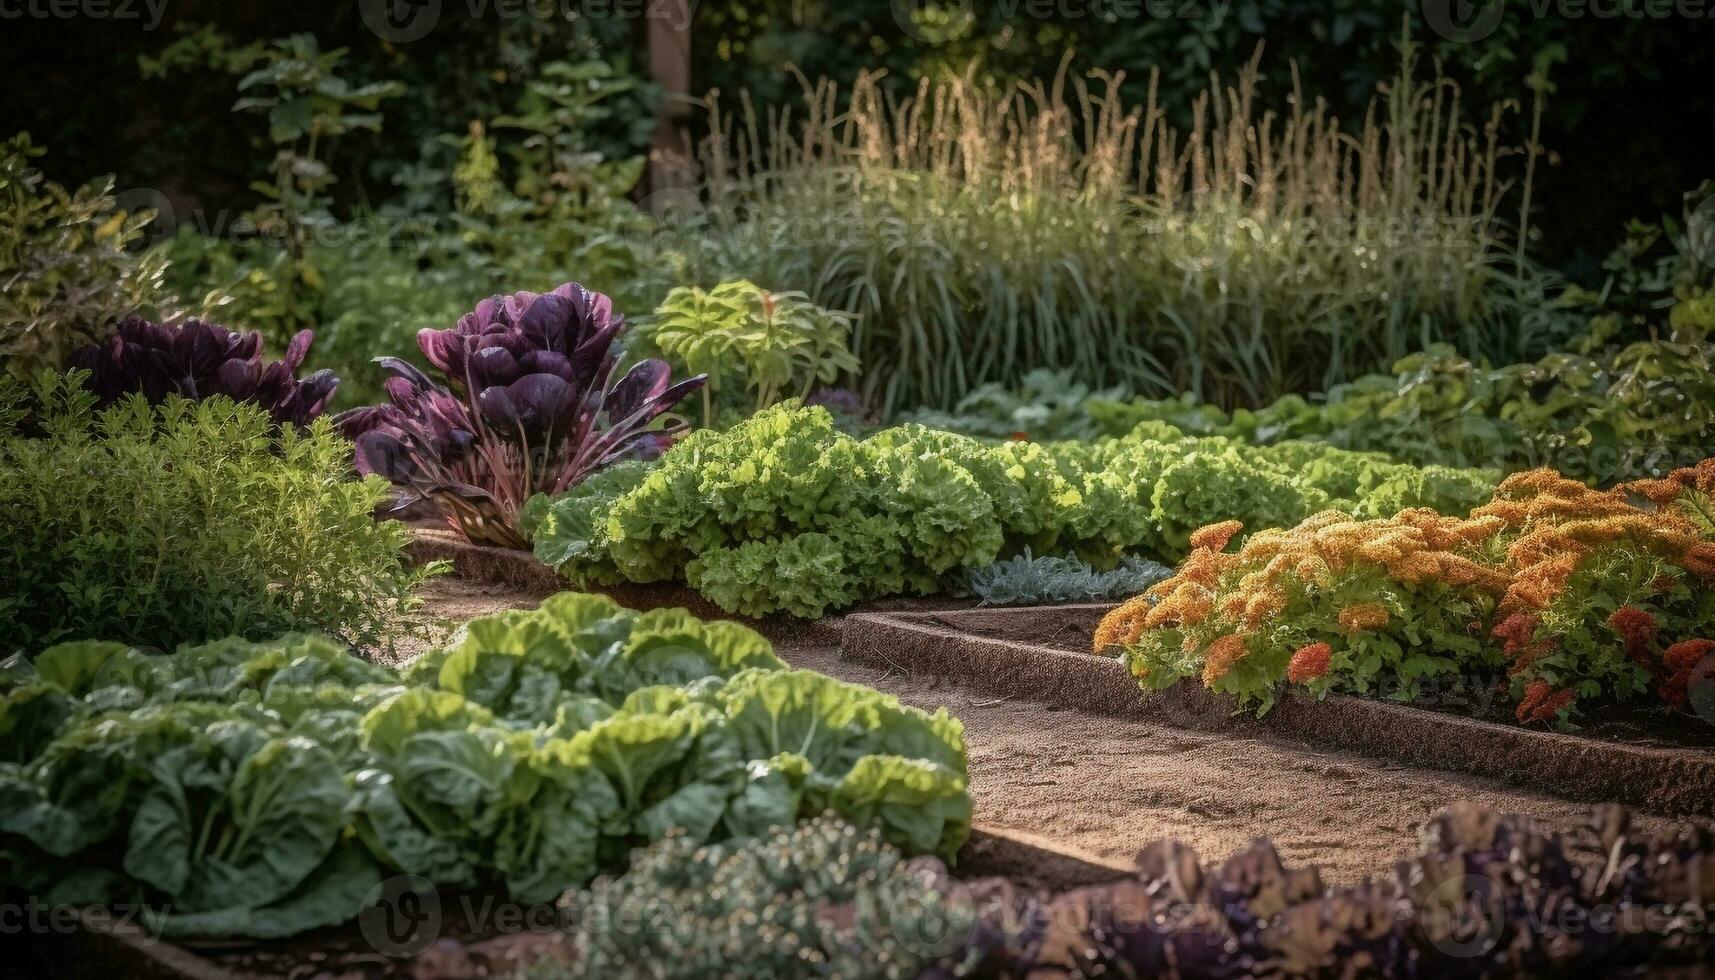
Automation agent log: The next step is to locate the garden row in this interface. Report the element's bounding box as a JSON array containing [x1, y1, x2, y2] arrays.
[[0, 594, 967, 940], [8, 274, 1714, 736]]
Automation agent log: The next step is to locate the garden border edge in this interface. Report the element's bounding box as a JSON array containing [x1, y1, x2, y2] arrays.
[[840, 605, 1715, 817]]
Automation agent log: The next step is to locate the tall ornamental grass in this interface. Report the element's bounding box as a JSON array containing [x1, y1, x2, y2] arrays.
[[659, 40, 1555, 414]]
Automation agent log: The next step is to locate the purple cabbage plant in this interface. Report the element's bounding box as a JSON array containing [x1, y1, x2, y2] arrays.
[[69, 316, 339, 426], [336, 282, 704, 549]]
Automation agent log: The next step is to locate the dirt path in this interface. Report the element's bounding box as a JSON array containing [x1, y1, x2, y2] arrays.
[[782, 642, 1715, 882], [401, 578, 1714, 883]]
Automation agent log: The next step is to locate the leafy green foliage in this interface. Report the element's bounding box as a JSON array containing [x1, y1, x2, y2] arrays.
[[231, 34, 404, 263], [532, 405, 1015, 617], [0, 374, 430, 652], [0, 594, 970, 938], [0, 134, 169, 378], [902, 367, 1123, 442], [1098, 327, 1715, 490], [529, 404, 1497, 616], [643, 280, 860, 427]]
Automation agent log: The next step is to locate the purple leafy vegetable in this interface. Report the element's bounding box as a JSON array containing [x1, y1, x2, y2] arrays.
[[336, 282, 704, 549], [68, 316, 339, 427]]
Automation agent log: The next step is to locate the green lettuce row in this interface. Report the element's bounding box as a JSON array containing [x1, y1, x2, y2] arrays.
[[526, 404, 1499, 617], [0, 593, 970, 939]]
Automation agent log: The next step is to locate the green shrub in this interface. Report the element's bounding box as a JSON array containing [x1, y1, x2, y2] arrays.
[[901, 367, 1123, 442], [1090, 193, 1715, 487], [0, 594, 969, 938], [643, 279, 860, 427], [0, 374, 431, 652], [0, 134, 169, 378]]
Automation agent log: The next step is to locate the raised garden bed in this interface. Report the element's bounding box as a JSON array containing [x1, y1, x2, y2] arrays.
[[841, 604, 1715, 817], [407, 525, 981, 647]]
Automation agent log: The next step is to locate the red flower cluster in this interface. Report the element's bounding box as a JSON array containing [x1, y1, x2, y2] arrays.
[[1607, 605, 1659, 664], [1516, 680, 1577, 725], [1287, 642, 1333, 684], [1492, 612, 1550, 671]]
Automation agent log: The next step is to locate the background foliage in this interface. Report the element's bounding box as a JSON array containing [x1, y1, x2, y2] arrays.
[[6, 1, 1710, 273]]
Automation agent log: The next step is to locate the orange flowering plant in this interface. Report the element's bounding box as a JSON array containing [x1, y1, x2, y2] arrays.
[[1096, 458, 1715, 725], [1485, 462, 1715, 721], [1094, 511, 1504, 713]]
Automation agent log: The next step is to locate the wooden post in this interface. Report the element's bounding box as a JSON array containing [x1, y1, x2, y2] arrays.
[[646, 0, 694, 207]]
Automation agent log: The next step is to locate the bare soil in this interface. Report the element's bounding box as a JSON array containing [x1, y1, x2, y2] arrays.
[[783, 642, 1715, 883]]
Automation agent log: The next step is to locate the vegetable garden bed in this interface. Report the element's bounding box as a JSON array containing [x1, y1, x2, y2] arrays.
[[842, 604, 1715, 816], [12, 829, 1124, 980], [407, 525, 980, 647]]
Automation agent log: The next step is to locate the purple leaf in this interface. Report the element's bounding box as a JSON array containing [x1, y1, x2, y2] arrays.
[[476, 386, 520, 431], [519, 350, 576, 384], [281, 329, 314, 372], [469, 347, 522, 389], [374, 356, 439, 392], [353, 430, 419, 482], [417, 327, 466, 378], [607, 359, 672, 420], [516, 293, 573, 350], [217, 357, 263, 398], [334, 404, 402, 439]]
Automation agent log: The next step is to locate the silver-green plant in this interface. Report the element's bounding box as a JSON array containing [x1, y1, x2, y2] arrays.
[[539, 816, 979, 980], [958, 549, 1172, 606]]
